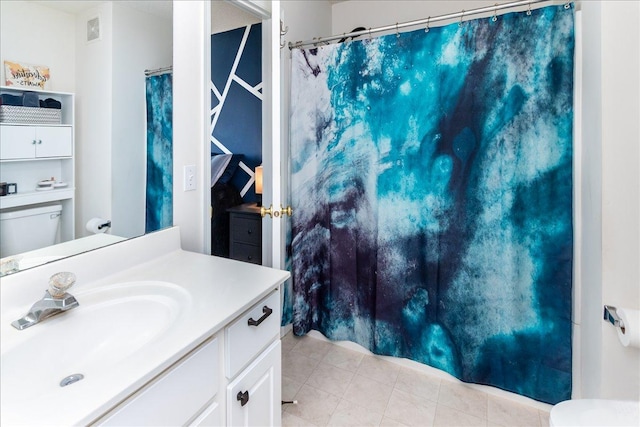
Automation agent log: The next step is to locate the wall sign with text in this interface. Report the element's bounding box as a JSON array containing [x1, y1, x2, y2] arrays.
[[4, 61, 50, 90]]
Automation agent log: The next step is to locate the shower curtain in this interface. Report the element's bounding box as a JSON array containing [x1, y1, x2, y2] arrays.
[[145, 73, 173, 233], [289, 4, 574, 404]]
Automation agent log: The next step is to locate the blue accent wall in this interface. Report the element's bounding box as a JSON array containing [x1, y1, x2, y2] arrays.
[[210, 23, 262, 201]]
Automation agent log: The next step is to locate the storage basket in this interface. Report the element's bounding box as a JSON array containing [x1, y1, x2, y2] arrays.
[[0, 105, 61, 124]]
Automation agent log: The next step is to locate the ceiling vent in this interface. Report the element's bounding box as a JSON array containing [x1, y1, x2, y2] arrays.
[[86, 16, 101, 43]]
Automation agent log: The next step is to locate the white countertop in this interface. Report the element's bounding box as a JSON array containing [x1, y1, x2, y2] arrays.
[[1, 233, 127, 272], [0, 227, 290, 426]]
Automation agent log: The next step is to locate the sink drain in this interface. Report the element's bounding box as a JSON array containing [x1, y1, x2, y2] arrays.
[[60, 373, 84, 387]]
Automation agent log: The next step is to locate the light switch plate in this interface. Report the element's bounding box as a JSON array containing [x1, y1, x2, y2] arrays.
[[184, 165, 196, 191]]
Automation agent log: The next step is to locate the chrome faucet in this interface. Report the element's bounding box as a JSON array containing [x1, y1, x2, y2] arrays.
[[11, 272, 79, 330]]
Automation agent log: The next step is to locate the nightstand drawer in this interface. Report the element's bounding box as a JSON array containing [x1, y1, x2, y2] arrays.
[[231, 216, 261, 245], [230, 242, 261, 264]]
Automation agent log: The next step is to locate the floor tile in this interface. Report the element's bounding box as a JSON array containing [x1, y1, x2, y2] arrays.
[[343, 374, 394, 412], [380, 417, 409, 426], [283, 375, 304, 401], [286, 384, 341, 426], [306, 362, 355, 398], [282, 351, 321, 384], [327, 399, 384, 426], [395, 367, 441, 403], [282, 331, 299, 355], [281, 334, 547, 427], [487, 396, 541, 427], [384, 388, 437, 426], [292, 335, 334, 361], [322, 344, 365, 372], [538, 410, 550, 427], [433, 404, 487, 427], [438, 380, 488, 419], [356, 355, 400, 386], [283, 410, 319, 427]]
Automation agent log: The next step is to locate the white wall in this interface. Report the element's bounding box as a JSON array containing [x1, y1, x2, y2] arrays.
[[598, 0, 640, 400], [0, 1, 76, 92], [577, 1, 603, 399], [75, 2, 172, 240], [75, 2, 114, 239], [111, 3, 172, 238], [331, 0, 522, 35], [173, 0, 210, 253]]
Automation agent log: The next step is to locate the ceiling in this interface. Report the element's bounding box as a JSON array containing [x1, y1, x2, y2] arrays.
[[31, 1, 172, 19]]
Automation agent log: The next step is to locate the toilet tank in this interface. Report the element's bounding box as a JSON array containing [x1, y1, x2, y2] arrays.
[[0, 204, 62, 257]]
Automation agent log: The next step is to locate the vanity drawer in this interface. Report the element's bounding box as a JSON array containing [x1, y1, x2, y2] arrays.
[[225, 290, 280, 378], [97, 337, 219, 426]]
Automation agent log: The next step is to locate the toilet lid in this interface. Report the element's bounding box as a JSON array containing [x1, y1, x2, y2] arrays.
[[550, 399, 640, 427]]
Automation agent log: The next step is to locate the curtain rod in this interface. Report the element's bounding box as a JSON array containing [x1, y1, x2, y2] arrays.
[[144, 66, 172, 77], [289, 0, 559, 50]]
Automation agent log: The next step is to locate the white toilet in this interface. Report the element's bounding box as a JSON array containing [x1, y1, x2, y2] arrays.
[[550, 399, 640, 426], [0, 204, 62, 257]]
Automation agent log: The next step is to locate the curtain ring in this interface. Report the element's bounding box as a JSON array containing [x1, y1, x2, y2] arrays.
[[369, 27, 372, 40], [492, 4, 498, 22], [425, 16, 430, 33], [564, 3, 570, 9], [396, 23, 400, 38], [527, 2, 532, 15], [459, 10, 465, 26]]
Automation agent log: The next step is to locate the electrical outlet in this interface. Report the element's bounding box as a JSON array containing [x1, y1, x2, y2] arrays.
[[184, 165, 196, 191]]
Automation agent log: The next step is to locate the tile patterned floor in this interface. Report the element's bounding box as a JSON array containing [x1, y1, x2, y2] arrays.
[[281, 332, 551, 427]]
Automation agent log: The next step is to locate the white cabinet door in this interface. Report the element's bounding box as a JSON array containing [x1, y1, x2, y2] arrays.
[[98, 338, 219, 426], [35, 126, 72, 157], [189, 401, 221, 426], [0, 125, 36, 159], [227, 340, 281, 427], [0, 125, 72, 159]]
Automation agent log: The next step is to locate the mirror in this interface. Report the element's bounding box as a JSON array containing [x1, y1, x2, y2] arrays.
[[0, 0, 173, 275]]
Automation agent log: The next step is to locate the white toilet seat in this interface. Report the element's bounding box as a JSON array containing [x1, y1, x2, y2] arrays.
[[550, 399, 640, 426]]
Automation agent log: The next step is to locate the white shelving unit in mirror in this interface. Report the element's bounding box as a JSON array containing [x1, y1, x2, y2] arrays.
[[0, 86, 75, 247]]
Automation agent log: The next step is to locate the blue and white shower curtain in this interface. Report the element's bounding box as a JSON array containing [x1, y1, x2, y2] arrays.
[[145, 73, 173, 233], [288, 4, 574, 404]]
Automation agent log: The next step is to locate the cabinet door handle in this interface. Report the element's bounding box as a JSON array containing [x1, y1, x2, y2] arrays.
[[237, 390, 250, 406], [32, 139, 37, 145], [247, 306, 273, 327], [37, 139, 42, 144]]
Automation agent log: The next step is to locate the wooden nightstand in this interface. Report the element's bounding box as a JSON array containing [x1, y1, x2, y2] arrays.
[[228, 203, 262, 264]]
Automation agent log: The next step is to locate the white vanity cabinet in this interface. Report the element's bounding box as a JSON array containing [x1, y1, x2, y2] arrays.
[[0, 228, 291, 427], [225, 290, 281, 426], [94, 289, 282, 427], [0, 87, 75, 242], [227, 340, 281, 426], [97, 337, 221, 426]]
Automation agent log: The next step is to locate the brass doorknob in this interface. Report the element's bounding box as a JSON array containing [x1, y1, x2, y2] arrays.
[[261, 205, 293, 218], [260, 205, 273, 218], [280, 205, 293, 217]]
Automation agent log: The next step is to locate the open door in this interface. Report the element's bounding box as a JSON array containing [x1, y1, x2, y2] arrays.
[[246, 0, 287, 270]]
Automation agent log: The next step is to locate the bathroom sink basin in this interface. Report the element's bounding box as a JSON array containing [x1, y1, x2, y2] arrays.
[[1, 281, 190, 403]]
